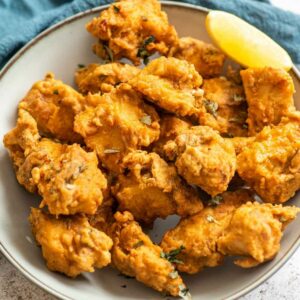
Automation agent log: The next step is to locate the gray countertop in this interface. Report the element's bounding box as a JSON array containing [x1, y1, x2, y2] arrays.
[[1, 248, 300, 300]]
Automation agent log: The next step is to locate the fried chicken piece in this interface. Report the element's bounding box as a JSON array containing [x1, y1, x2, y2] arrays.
[[217, 202, 300, 268], [164, 126, 236, 196], [110, 211, 188, 297], [112, 151, 203, 225], [230, 136, 255, 155], [86, 0, 178, 65], [169, 37, 225, 78], [129, 57, 205, 118], [75, 63, 140, 94], [151, 115, 191, 158], [241, 67, 295, 135], [18, 73, 86, 143], [3, 109, 41, 192], [29, 208, 112, 277], [160, 190, 253, 274], [237, 114, 300, 203], [201, 77, 248, 137], [74, 83, 160, 173]]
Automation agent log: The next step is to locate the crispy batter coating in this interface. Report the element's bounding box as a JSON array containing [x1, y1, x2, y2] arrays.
[[202, 77, 248, 137], [160, 190, 253, 274], [75, 63, 140, 94], [112, 151, 203, 225], [151, 115, 191, 158], [86, 0, 178, 65], [217, 202, 300, 268], [164, 126, 236, 196], [29, 208, 112, 277], [3, 109, 41, 192], [110, 211, 187, 297], [241, 67, 295, 135], [230, 136, 255, 155], [129, 57, 205, 118], [169, 37, 225, 78], [237, 114, 300, 203], [19, 73, 86, 143], [74, 84, 160, 173]]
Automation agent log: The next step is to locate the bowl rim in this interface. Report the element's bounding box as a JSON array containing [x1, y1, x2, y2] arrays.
[[0, 2, 299, 300]]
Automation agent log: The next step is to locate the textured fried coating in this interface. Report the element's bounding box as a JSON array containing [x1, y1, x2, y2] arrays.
[[75, 63, 140, 94], [230, 136, 255, 155], [169, 37, 225, 78], [202, 77, 248, 137], [86, 0, 178, 65], [217, 202, 300, 268], [19, 73, 85, 143], [129, 57, 205, 118], [151, 115, 191, 158], [160, 190, 253, 274], [109, 211, 187, 297], [237, 114, 300, 203], [164, 126, 236, 196], [74, 83, 160, 173], [241, 67, 295, 135], [3, 109, 41, 193], [112, 151, 203, 225], [29, 208, 112, 277]]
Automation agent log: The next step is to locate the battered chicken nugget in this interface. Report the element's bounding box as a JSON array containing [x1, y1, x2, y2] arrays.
[[230, 136, 255, 155], [86, 0, 178, 65], [112, 151, 203, 225], [110, 211, 188, 297], [169, 37, 225, 78], [160, 189, 253, 274], [130, 57, 205, 119], [241, 67, 295, 135], [29, 208, 112, 277], [237, 115, 300, 203], [151, 115, 191, 158], [164, 126, 236, 196], [217, 202, 300, 268], [75, 63, 140, 94], [202, 77, 248, 137], [3, 109, 40, 192], [74, 83, 160, 173], [18, 73, 86, 143]]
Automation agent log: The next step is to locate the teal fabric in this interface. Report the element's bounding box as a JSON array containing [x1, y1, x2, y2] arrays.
[[0, 0, 299, 69]]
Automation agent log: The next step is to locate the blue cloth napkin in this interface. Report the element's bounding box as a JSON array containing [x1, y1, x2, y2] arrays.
[[0, 0, 299, 69]]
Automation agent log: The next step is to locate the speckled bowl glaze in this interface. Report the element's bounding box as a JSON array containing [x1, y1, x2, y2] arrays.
[[0, 2, 299, 300]]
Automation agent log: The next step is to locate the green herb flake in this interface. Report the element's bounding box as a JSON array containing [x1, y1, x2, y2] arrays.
[[53, 89, 59, 95], [113, 5, 120, 13], [208, 195, 223, 207], [233, 94, 245, 102], [103, 45, 114, 62], [203, 99, 218, 118], [137, 35, 156, 65], [77, 64, 86, 68], [140, 115, 152, 125], [160, 245, 185, 264], [169, 270, 178, 279], [103, 148, 120, 154], [242, 123, 248, 129], [133, 240, 144, 248], [179, 284, 190, 298]]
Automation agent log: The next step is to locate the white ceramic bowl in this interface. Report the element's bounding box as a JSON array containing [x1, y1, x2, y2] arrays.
[[0, 2, 299, 300]]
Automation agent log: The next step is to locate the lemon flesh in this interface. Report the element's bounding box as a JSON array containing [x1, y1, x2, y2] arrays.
[[206, 11, 293, 71]]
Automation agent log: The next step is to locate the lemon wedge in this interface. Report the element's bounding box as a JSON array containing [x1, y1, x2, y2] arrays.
[[205, 10, 293, 71]]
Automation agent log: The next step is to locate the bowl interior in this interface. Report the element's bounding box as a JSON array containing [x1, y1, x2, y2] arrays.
[[0, 3, 299, 300]]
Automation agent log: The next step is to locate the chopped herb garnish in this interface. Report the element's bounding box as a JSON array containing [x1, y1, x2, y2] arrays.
[[160, 245, 185, 264], [203, 99, 218, 118], [133, 240, 144, 248], [169, 270, 178, 279], [179, 284, 190, 298], [206, 215, 216, 223], [242, 123, 248, 129], [103, 148, 120, 154], [140, 115, 152, 125], [53, 89, 59, 95], [77, 64, 85, 68], [233, 94, 245, 102], [137, 35, 156, 65], [103, 44, 114, 62], [113, 5, 120, 13], [208, 195, 223, 207]]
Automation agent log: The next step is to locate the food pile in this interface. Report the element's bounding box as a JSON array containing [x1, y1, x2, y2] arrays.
[[3, 0, 300, 297]]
